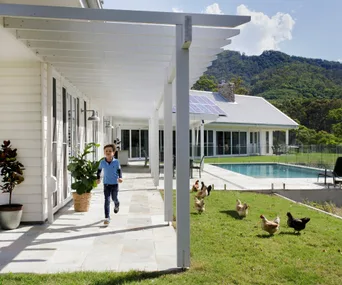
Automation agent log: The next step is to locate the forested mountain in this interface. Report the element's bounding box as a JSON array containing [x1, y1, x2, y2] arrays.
[[205, 50, 342, 100], [193, 50, 342, 145]]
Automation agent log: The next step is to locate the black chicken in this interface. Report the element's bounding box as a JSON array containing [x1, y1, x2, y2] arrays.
[[286, 212, 310, 234]]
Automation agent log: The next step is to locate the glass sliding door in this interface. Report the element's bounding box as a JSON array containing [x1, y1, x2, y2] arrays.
[[240, 132, 247, 154], [224, 132, 231, 155], [131, 130, 140, 158], [141, 130, 149, 158], [207, 130, 214, 156], [232, 132, 239, 154], [216, 131, 224, 155], [121, 130, 130, 158]]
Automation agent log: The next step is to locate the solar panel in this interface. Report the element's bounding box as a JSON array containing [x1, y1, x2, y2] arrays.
[[172, 94, 226, 116]]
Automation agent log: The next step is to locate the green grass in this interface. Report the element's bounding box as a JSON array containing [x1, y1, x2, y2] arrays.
[[204, 153, 339, 169], [1, 191, 342, 285]]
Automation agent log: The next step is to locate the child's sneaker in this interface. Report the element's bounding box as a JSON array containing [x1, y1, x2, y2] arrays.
[[104, 218, 110, 225], [114, 206, 119, 214]]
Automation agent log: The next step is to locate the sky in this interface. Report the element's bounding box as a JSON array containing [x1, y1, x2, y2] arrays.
[[103, 0, 341, 62]]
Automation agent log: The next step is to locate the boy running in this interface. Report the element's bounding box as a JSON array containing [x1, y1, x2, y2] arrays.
[[96, 144, 123, 225]]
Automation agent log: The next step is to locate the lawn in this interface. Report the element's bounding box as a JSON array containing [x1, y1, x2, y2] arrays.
[[1, 191, 341, 285]]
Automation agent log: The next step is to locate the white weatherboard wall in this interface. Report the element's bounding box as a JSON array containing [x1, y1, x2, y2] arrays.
[[0, 62, 43, 222], [0, 61, 93, 223]]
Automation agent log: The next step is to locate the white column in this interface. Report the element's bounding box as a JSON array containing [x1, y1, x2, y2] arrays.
[[259, 130, 266, 155], [200, 121, 204, 159], [149, 118, 153, 172], [164, 82, 173, 222], [175, 22, 191, 269], [191, 127, 195, 159], [285, 130, 289, 146], [196, 125, 199, 157], [200, 122, 205, 171], [153, 107, 159, 187]]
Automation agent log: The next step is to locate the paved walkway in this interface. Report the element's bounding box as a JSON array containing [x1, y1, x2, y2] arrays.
[[0, 166, 177, 273]]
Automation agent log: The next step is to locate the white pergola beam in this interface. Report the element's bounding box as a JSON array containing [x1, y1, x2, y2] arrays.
[[24, 39, 232, 51], [35, 48, 221, 59], [25, 41, 223, 56], [1, 6, 250, 27], [42, 54, 216, 64], [5, 19, 241, 41]]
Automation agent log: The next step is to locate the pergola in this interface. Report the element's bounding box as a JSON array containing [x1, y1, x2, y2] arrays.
[[0, 3, 250, 268]]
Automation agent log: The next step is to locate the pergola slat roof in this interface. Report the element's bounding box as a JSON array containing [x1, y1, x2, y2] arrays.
[[0, 3, 251, 120]]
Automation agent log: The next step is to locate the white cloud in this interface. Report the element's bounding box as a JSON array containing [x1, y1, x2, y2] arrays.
[[337, 59, 342, 63], [204, 3, 223, 15], [226, 4, 296, 55], [172, 7, 183, 13]]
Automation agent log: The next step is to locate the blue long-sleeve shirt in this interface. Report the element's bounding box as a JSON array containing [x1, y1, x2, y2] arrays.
[[97, 158, 122, 185]]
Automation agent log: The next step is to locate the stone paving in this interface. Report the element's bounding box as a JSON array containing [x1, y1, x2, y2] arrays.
[[0, 166, 177, 273]]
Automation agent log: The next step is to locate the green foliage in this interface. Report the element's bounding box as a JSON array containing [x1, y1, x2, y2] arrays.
[[67, 143, 100, 195], [0, 140, 25, 205], [191, 74, 218, 91]]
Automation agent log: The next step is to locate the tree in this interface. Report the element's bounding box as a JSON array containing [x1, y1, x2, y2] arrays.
[[231, 77, 250, 94], [192, 75, 218, 92]]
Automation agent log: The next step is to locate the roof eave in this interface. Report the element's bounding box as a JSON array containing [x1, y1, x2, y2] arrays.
[[209, 122, 299, 129]]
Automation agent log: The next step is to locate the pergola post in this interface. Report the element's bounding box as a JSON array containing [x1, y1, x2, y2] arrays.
[[285, 130, 289, 146], [149, 118, 153, 173], [175, 16, 192, 269], [153, 106, 159, 186], [191, 127, 195, 159], [164, 80, 173, 222], [200, 120, 204, 161]]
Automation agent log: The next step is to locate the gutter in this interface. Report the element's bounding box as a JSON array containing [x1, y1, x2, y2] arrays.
[[209, 122, 299, 129]]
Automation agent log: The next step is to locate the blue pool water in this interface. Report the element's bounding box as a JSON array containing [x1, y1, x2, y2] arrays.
[[216, 163, 319, 178]]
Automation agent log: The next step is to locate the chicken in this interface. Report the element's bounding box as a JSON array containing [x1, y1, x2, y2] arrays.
[[287, 212, 310, 234], [194, 197, 205, 214], [236, 199, 249, 217], [196, 182, 212, 199], [260, 215, 280, 235], [191, 180, 200, 192]]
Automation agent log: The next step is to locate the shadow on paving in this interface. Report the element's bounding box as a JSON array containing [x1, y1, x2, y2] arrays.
[[0, 208, 169, 269], [91, 268, 186, 285]]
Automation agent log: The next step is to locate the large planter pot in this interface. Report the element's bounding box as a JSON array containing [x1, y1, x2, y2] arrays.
[[0, 204, 23, 230], [73, 192, 92, 212]]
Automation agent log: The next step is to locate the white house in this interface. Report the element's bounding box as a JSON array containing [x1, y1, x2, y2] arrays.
[[113, 89, 298, 161], [0, 0, 285, 268]]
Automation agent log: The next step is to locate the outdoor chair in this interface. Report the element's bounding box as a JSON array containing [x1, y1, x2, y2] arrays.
[[317, 157, 342, 186], [159, 155, 176, 178], [190, 155, 205, 179]]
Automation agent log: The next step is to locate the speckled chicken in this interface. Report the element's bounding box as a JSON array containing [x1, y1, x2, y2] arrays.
[[236, 199, 249, 218], [196, 182, 212, 199], [191, 180, 200, 192], [260, 215, 280, 235], [194, 197, 205, 214]]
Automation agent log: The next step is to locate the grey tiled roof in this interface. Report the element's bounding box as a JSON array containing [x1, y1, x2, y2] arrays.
[[190, 90, 299, 128]]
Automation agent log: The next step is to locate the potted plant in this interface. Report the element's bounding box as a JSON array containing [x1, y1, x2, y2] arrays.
[[67, 142, 100, 212], [0, 140, 25, 230]]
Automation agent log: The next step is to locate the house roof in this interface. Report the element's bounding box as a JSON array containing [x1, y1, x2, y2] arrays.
[[190, 90, 299, 129]]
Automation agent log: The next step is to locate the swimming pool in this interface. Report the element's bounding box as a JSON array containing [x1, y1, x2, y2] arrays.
[[215, 163, 320, 178]]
